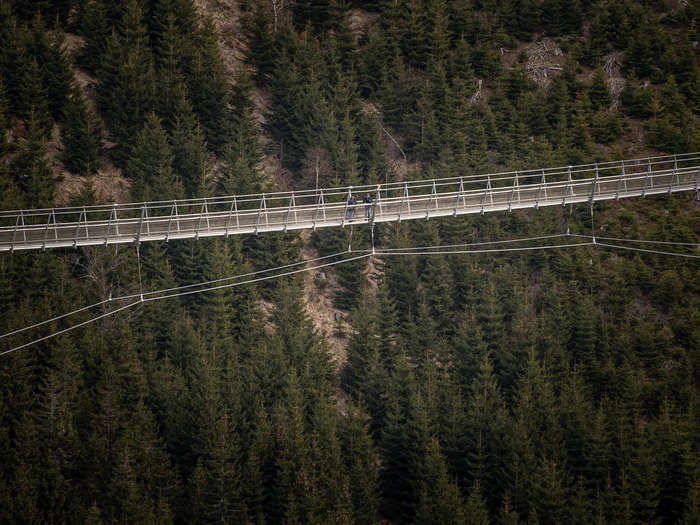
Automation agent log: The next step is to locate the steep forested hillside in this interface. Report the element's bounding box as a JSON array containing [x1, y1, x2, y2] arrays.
[[0, 0, 699, 523]]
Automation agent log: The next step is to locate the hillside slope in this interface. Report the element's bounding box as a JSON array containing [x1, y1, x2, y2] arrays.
[[0, 1, 698, 524]]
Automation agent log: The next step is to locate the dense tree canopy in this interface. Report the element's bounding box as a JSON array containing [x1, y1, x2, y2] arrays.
[[0, 0, 698, 523]]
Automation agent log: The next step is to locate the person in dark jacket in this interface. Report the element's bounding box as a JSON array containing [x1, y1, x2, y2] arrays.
[[346, 195, 357, 220], [363, 193, 374, 219]]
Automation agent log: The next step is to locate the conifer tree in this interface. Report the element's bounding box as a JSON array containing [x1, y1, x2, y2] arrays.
[[465, 481, 491, 525], [188, 19, 230, 152], [466, 355, 509, 506], [380, 353, 428, 520], [61, 88, 101, 175], [498, 494, 522, 525], [169, 95, 209, 197], [437, 376, 469, 485], [681, 467, 700, 525], [426, 0, 450, 64], [415, 437, 466, 525], [125, 113, 184, 201], [10, 108, 56, 207], [98, 26, 156, 162], [342, 405, 380, 525], [214, 78, 262, 194], [33, 28, 72, 119], [588, 68, 612, 110], [343, 293, 379, 395], [18, 57, 52, 136]]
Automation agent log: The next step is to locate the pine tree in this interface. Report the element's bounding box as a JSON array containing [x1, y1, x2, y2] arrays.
[[60, 88, 101, 175], [10, 108, 56, 207], [98, 0, 156, 159], [169, 95, 209, 197], [530, 457, 568, 524], [17, 57, 52, 136], [342, 405, 380, 525], [426, 0, 450, 64], [35, 335, 83, 522], [466, 355, 509, 506], [380, 353, 428, 520], [465, 480, 491, 525], [400, 0, 427, 69], [681, 466, 700, 525], [343, 293, 378, 395], [498, 494, 522, 525], [113, 399, 179, 519], [188, 19, 230, 152], [452, 310, 490, 387], [33, 28, 72, 120], [125, 113, 184, 201], [414, 437, 466, 525]]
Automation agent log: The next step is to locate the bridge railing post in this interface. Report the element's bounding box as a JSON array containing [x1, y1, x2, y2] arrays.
[[642, 158, 651, 197], [166, 202, 177, 241], [426, 180, 437, 218], [313, 190, 325, 230], [255, 194, 267, 234], [284, 192, 295, 232], [372, 187, 381, 224], [589, 163, 599, 205], [225, 197, 236, 237], [135, 206, 146, 245], [399, 182, 410, 220], [510, 172, 519, 211], [616, 161, 626, 200], [536, 170, 546, 209], [195, 198, 209, 240], [341, 188, 351, 226], [542, 170, 547, 201], [73, 207, 88, 248], [105, 205, 117, 245], [669, 155, 678, 195], [481, 176, 492, 214], [453, 177, 464, 216], [11, 211, 26, 251]]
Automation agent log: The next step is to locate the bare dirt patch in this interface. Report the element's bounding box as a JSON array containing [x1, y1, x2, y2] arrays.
[[55, 160, 131, 205], [297, 230, 350, 366]]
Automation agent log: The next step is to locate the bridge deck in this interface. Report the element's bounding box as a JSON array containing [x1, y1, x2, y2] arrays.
[[1, 153, 698, 251]]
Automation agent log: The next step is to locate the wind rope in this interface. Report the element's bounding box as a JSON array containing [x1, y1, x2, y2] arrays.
[[3, 230, 697, 356], [0, 252, 370, 356], [0, 249, 352, 340], [371, 240, 594, 256], [0, 301, 141, 357], [570, 234, 698, 247], [372, 233, 571, 252], [595, 242, 700, 259]]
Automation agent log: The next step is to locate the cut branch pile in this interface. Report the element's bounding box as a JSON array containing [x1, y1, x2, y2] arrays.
[[524, 38, 564, 89], [470, 79, 483, 105], [604, 51, 626, 109]]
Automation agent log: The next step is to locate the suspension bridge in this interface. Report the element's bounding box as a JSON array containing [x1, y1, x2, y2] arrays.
[[1, 152, 699, 252]]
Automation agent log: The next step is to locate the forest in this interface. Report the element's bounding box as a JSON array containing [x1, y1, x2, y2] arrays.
[[0, 0, 699, 523]]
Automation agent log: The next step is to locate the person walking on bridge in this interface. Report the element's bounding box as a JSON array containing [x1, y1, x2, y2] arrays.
[[363, 193, 374, 220], [346, 195, 357, 220]]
